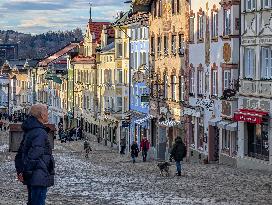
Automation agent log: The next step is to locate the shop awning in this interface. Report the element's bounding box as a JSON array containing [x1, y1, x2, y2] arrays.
[[226, 122, 238, 131], [135, 115, 154, 124], [208, 118, 221, 126], [218, 120, 231, 129], [233, 109, 269, 124], [158, 120, 181, 127]]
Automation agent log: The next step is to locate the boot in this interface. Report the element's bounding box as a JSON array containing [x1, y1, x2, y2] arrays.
[[176, 171, 181, 176]]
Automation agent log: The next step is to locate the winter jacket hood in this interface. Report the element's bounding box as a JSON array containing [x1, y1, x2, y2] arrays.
[[22, 116, 44, 131]]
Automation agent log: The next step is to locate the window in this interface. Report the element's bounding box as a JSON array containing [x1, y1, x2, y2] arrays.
[[178, 34, 184, 55], [262, 0, 272, 8], [246, 0, 256, 10], [135, 86, 139, 106], [189, 70, 195, 94], [124, 41, 128, 58], [153, 0, 157, 17], [179, 76, 185, 101], [172, 0, 175, 14], [116, 29, 122, 38], [197, 70, 204, 95], [198, 118, 204, 150], [171, 75, 177, 100], [211, 11, 218, 38], [142, 52, 147, 65], [224, 9, 231, 36], [189, 16, 194, 42], [134, 52, 138, 69], [164, 36, 169, 55], [157, 36, 161, 55], [171, 35, 177, 54], [151, 37, 155, 54], [223, 70, 231, 90], [116, 97, 122, 112], [164, 74, 168, 98], [222, 130, 231, 150], [177, 0, 180, 13], [244, 47, 255, 79], [117, 69, 123, 84], [212, 70, 218, 96], [261, 47, 272, 79], [116, 43, 123, 58], [197, 13, 204, 40], [158, 0, 162, 17]]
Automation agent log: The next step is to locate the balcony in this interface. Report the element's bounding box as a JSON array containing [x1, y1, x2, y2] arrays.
[[221, 99, 238, 119], [240, 79, 272, 98]]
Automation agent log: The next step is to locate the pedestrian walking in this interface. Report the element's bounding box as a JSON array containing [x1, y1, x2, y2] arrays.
[[120, 137, 126, 155], [84, 140, 92, 158], [170, 137, 187, 176], [140, 137, 150, 162], [0, 120, 3, 131], [131, 141, 139, 163], [15, 104, 55, 205]]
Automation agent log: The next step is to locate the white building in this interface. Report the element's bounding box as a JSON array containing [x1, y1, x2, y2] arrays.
[[236, 0, 272, 171], [185, 0, 240, 164]]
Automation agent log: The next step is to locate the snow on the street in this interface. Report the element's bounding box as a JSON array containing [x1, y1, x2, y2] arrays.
[[0, 131, 271, 205]]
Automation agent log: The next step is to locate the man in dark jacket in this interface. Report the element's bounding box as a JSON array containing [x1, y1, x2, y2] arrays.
[[15, 104, 55, 205], [170, 137, 186, 176]]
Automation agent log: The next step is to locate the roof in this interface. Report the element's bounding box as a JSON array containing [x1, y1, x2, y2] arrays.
[[88, 22, 112, 44], [38, 43, 78, 67], [71, 55, 96, 64], [101, 42, 115, 53], [132, 0, 152, 5], [112, 11, 130, 26], [112, 11, 149, 26]]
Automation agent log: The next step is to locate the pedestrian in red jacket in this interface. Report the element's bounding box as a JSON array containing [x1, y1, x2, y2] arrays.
[[140, 137, 150, 162]]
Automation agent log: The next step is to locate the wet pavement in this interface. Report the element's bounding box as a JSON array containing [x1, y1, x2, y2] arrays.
[[0, 130, 271, 205]]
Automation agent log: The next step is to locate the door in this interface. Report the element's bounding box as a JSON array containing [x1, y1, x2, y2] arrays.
[[158, 126, 167, 160], [208, 125, 219, 162]]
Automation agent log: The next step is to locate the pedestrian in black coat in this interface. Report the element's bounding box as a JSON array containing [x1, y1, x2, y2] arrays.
[[131, 141, 139, 163], [15, 104, 55, 205], [170, 137, 186, 176]]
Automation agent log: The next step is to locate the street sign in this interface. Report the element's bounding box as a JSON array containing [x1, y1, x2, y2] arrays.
[[141, 95, 149, 103]]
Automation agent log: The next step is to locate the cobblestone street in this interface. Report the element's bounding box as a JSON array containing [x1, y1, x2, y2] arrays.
[[0, 131, 271, 205]]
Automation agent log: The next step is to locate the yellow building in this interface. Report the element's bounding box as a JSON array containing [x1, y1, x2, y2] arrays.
[[70, 15, 112, 136], [97, 26, 119, 147], [111, 12, 131, 150]]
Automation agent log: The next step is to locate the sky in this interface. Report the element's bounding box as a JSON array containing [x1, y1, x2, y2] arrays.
[[0, 0, 130, 34]]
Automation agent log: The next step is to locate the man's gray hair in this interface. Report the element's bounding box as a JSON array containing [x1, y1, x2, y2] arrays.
[[29, 104, 47, 119]]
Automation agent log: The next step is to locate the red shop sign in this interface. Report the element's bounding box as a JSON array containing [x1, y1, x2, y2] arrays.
[[233, 109, 269, 124]]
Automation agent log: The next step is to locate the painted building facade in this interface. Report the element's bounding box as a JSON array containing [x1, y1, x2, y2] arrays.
[[148, 0, 189, 160], [186, 0, 240, 164], [96, 26, 119, 148], [127, 11, 151, 150], [112, 12, 131, 152], [235, 0, 272, 171]]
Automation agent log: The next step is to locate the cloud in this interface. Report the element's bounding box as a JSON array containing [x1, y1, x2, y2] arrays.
[[0, 0, 129, 34]]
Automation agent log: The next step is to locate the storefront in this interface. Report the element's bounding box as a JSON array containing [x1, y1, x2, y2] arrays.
[[234, 109, 269, 161]]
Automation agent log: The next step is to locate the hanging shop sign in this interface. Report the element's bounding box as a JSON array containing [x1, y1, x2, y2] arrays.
[[141, 95, 149, 103]]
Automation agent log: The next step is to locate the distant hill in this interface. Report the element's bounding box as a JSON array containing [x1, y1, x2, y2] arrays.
[[0, 29, 83, 60]]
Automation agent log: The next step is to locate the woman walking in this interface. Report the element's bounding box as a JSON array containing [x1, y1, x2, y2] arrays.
[[131, 141, 139, 163]]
